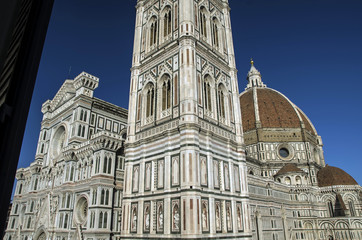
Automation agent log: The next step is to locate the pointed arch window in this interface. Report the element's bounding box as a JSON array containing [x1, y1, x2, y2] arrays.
[[327, 201, 334, 217], [103, 157, 108, 174], [66, 194, 71, 208], [99, 211, 103, 228], [204, 79, 212, 112], [103, 212, 108, 228], [218, 85, 226, 119], [105, 190, 110, 205], [64, 214, 69, 228], [27, 217, 31, 229], [348, 201, 356, 216], [92, 189, 97, 205], [101, 189, 105, 205], [162, 76, 172, 111], [149, 17, 158, 49], [146, 85, 155, 118], [163, 8, 172, 38], [200, 7, 208, 38], [212, 17, 219, 48], [107, 157, 112, 174]]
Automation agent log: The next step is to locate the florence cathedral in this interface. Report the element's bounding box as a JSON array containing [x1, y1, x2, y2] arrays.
[[4, 0, 362, 240]]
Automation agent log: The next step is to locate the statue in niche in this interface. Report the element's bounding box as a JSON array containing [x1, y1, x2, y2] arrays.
[[133, 167, 139, 192], [131, 207, 137, 231], [145, 164, 151, 190], [215, 204, 221, 230], [201, 159, 207, 185], [158, 205, 163, 230], [172, 158, 179, 185], [202, 203, 208, 230], [237, 206, 242, 230], [144, 206, 150, 230], [227, 206, 232, 230], [158, 161, 164, 188], [224, 164, 230, 190], [234, 166, 240, 191], [173, 204, 180, 231], [213, 161, 219, 187]]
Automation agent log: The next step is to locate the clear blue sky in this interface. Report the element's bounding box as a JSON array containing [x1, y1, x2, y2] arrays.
[[16, 0, 362, 193]]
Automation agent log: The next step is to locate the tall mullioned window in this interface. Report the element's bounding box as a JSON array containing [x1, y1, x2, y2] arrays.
[[200, 7, 208, 38], [146, 85, 155, 118], [163, 8, 172, 37], [149, 17, 158, 48], [162, 75, 171, 111], [204, 79, 212, 112], [212, 18, 219, 48], [218, 85, 225, 119]]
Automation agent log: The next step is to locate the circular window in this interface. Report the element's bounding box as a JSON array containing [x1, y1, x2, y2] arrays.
[[75, 197, 88, 224], [279, 148, 290, 158], [51, 126, 66, 158], [277, 144, 294, 161]]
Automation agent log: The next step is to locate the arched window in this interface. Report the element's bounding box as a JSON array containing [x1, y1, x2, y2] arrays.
[[146, 84, 155, 118], [199, 7, 208, 38], [285, 177, 291, 185], [34, 178, 38, 190], [149, 17, 158, 48], [212, 17, 219, 48], [81, 126, 85, 137], [103, 157, 108, 173], [327, 201, 334, 217], [95, 156, 100, 173], [43, 131, 46, 140], [107, 157, 112, 174], [204, 77, 212, 112], [295, 176, 302, 185], [78, 125, 81, 136], [99, 212, 103, 228], [27, 217, 31, 228], [218, 85, 226, 119], [40, 144, 44, 153], [90, 211, 95, 228], [11, 219, 15, 229], [14, 204, 18, 214], [70, 166, 74, 181], [64, 214, 69, 228], [92, 189, 97, 205], [163, 8, 172, 37], [105, 189, 110, 205], [30, 201, 34, 212], [18, 184, 23, 194], [101, 189, 105, 205], [66, 194, 71, 208], [80, 110, 84, 121], [103, 212, 108, 228], [348, 200, 356, 216], [59, 214, 64, 228], [161, 75, 171, 111]]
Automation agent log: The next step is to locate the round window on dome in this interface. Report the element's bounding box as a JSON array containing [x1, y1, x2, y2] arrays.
[[279, 148, 290, 158]]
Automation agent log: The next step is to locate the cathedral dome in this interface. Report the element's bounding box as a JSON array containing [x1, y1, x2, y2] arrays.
[[240, 87, 317, 135], [275, 164, 304, 176], [239, 61, 317, 138], [317, 165, 358, 187]]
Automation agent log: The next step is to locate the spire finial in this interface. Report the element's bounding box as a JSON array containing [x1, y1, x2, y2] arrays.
[[250, 58, 254, 66]]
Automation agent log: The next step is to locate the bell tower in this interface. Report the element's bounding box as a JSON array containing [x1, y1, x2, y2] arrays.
[[122, 0, 251, 238]]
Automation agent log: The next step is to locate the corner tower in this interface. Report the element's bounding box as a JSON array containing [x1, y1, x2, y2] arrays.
[[122, 0, 251, 238]]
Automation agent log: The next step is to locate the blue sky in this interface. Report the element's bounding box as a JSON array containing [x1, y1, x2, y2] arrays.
[[16, 0, 362, 192]]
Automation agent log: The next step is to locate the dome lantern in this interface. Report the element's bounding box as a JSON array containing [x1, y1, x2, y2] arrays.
[[246, 59, 266, 90]]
